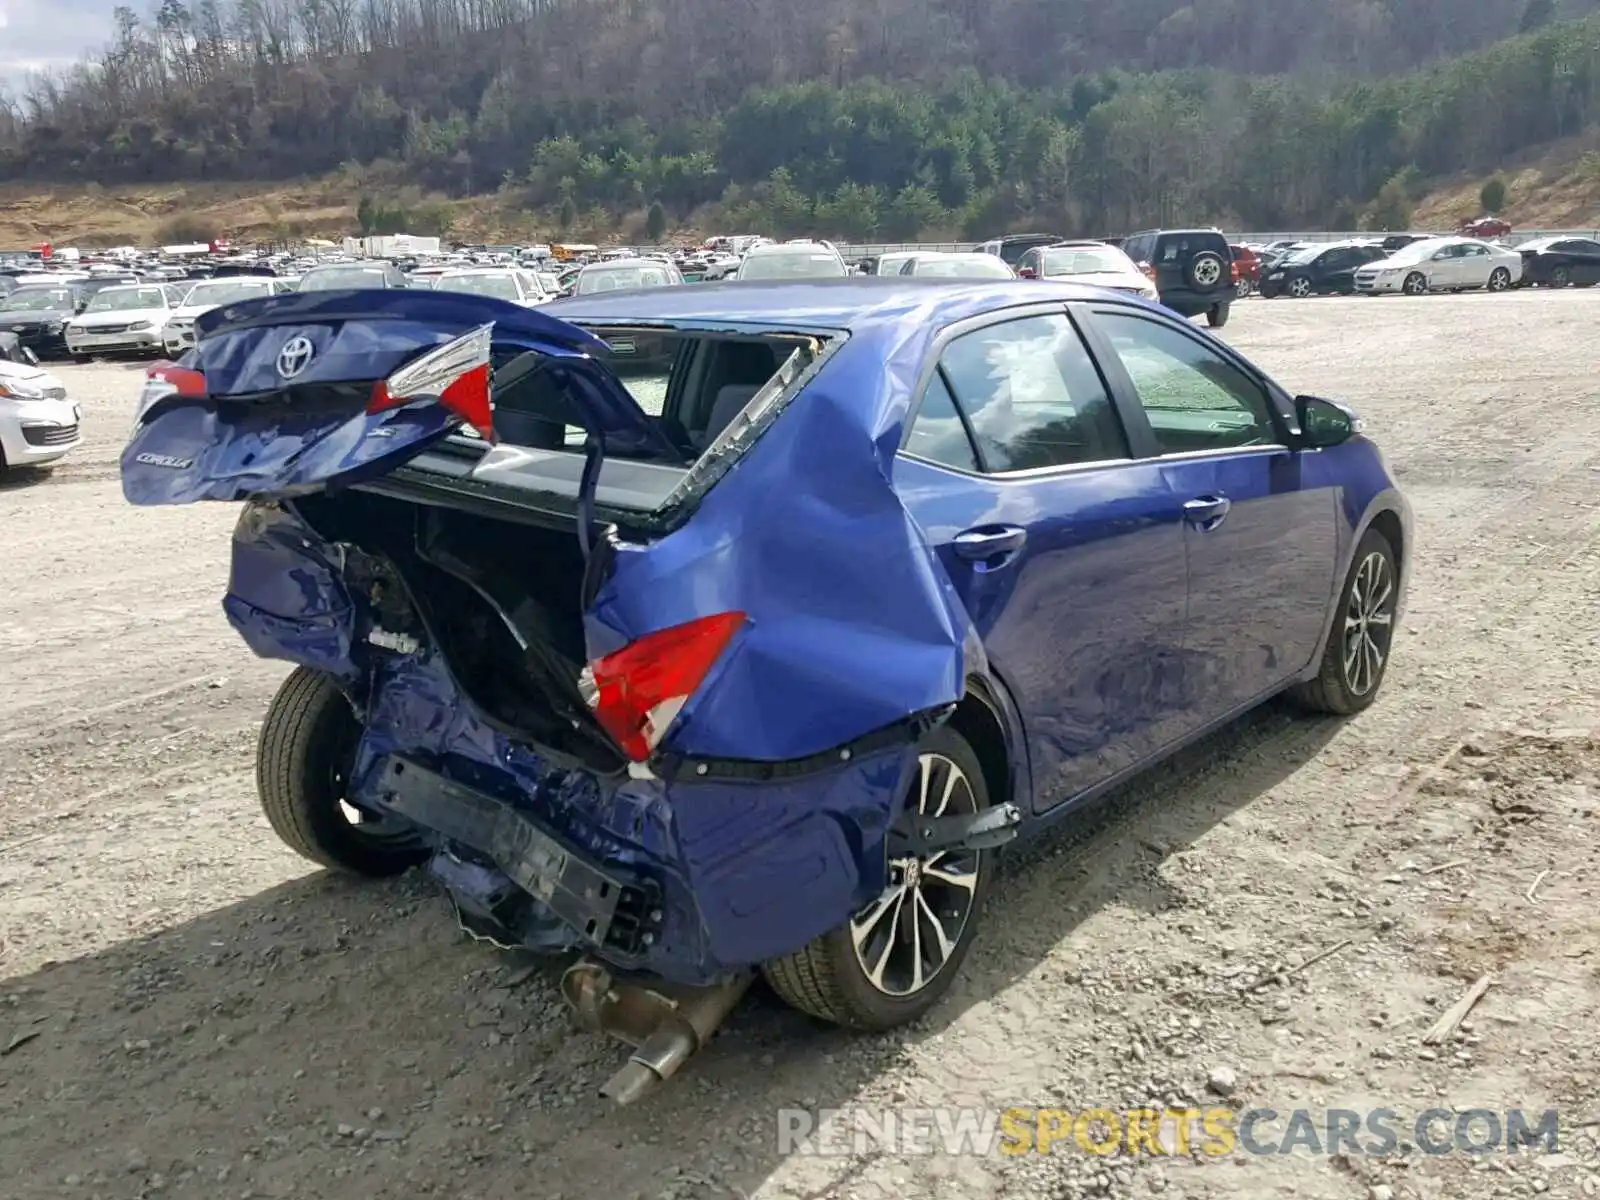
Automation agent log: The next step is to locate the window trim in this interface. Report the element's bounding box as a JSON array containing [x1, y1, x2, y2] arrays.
[[897, 301, 1136, 479], [1073, 301, 1296, 459]]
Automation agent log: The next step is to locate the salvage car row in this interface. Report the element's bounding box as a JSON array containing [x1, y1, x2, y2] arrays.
[[1239, 233, 1600, 298]]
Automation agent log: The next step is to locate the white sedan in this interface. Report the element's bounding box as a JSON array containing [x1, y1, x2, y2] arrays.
[[1353, 237, 1523, 295], [65, 283, 187, 357], [892, 252, 1017, 279], [0, 358, 81, 474], [162, 277, 294, 355], [1014, 241, 1161, 300], [430, 268, 555, 306]]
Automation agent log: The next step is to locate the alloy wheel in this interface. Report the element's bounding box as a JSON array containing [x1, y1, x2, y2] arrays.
[[1488, 268, 1510, 291], [850, 753, 981, 997], [1289, 277, 1312, 298], [1553, 268, 1570, 287], [1342, 551, 1395, 698], [1403, 273, 1427, 296]]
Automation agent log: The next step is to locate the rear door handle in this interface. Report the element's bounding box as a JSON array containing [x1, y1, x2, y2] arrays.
[[953, 524, 1028, 565], [1183, 494, 1231, 531]]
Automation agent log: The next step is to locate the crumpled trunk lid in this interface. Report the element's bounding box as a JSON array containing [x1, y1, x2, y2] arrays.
[[121, 288, 682, 506]]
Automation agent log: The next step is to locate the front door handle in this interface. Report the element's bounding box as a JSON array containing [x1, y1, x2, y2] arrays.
[[1183, 494, 1231, 531], [953, 524, 1028, 566]]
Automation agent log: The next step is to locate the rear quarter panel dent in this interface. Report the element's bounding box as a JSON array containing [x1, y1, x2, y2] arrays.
[[587, 329, 978, 763]]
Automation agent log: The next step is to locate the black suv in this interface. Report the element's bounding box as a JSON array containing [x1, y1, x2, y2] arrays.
[[1119, 228, 1233, 328]]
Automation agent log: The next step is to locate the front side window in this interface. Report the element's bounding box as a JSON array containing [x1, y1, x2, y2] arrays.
[[1095, 310, 1277, 454], [936, 314, 1127, 472]]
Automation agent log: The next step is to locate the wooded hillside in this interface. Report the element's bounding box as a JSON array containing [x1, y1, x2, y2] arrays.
[[3, 0, 1600, 238]]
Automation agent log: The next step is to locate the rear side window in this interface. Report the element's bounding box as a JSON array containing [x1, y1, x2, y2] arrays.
[[933, 314, 1128, 472], [904, 374, 979, 471]]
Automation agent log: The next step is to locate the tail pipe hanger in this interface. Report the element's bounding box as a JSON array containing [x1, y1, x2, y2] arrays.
[[889, 802, 1023, 859]]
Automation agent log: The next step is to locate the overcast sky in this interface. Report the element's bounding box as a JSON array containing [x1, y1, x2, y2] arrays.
[[0, 0, 114, 88]]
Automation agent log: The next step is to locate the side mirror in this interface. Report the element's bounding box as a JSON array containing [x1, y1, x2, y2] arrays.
[[1296, 395, 1362, 448]]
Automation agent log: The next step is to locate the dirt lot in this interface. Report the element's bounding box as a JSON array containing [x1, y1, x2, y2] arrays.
[[2, 292, 1599, 1200]]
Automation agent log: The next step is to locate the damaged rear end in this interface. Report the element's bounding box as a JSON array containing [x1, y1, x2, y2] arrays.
[[121, 287, 999, 998]]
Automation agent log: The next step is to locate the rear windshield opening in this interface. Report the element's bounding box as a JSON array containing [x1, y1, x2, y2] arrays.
[[471, 327, 826, 460]]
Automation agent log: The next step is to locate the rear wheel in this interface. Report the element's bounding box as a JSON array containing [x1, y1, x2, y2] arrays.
[[1206, 303, 1230, 328], [256, 667, 428, 875], [1233, 277, 1252, 299], [1290, 528, 1399, 716], [1402, 272, 1427, 296], [762, 725, 992, 1030]]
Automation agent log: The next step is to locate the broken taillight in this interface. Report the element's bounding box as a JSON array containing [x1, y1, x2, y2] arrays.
[[132, 363, 207, 433], [582, 612, 746, 762], [368, 322, 496, 441]]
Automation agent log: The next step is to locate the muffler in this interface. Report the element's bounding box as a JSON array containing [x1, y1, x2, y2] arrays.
[[560, 961, 753, 1104]]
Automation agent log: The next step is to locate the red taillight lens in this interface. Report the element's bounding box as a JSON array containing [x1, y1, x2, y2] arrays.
[[584, 612, 746, 761], [368, 322, 495, 440], [146, 363, 207, 397]]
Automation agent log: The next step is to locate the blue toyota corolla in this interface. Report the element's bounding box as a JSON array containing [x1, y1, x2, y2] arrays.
[[122, 279, 1409, 1082]]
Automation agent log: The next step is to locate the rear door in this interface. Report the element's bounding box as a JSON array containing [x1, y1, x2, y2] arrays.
[[1080, 302, 1337, 723], [894, 306, 1196, 812], [121, 290, 682, 506]]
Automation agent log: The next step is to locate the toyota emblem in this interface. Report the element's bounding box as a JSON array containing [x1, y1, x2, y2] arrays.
[[276, 336, 315, 379]]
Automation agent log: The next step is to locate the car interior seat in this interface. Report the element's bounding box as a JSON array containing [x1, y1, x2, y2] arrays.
[[693, 340, 780, 448]]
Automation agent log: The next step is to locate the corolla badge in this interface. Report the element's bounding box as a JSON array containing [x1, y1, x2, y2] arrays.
[[276, 335, 315, 379]]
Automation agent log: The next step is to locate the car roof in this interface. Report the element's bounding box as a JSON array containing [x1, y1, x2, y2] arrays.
[[745, 242, 839, 256], [543, 277, 1149, 331]]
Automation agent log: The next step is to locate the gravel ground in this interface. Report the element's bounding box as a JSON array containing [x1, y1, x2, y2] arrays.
[[2, 292, 1599, 1200]]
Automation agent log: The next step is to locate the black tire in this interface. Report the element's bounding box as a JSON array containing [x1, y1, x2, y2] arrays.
[[1402, 272, 1427, 296], [1186, 250, 1226, 291], [762, 724, 993, 1030], [1286, 276, 1313, 299], [1487, 267, 1511, 292], [256, 666, 427, 876], [1290, 527, 1400, 716], [1551, 266, 1571, 287], [1233, 277, 1252, 300], [1206, 303, 1230, 328]]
